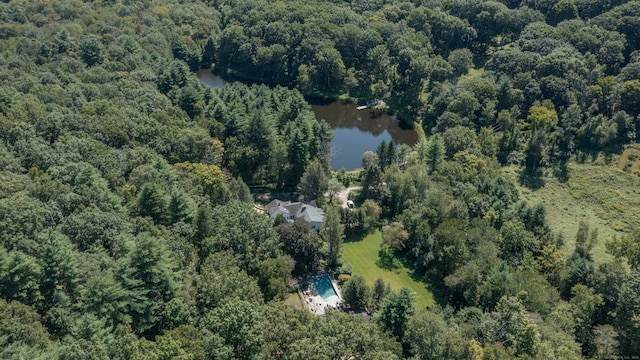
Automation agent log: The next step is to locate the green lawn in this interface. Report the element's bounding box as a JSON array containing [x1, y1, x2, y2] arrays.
[[342, 230, 435, 309]]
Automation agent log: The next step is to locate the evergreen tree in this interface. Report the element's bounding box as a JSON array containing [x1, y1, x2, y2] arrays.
[[38, 231, 81, 307], [342, 275, 370, 309], [427, 134, 445, 174], [201, 37, 217, 69], [0, 251, 43, 307], [228, 177, 253, 203], [287, 130, 309, 187], [371, 278, 391, 309], [321, 206, 345, 268], [168, 189, 196, 224], [298, 161, 329, 201], [79, 36, 104, 66], [138, 183, 169, 225], [126, 233, 180, 334]]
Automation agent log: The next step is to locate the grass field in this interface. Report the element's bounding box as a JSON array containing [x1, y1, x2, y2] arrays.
[[342, 230, 435, 309], [504, 156, 640, 263], [285, 292, 305, 310]]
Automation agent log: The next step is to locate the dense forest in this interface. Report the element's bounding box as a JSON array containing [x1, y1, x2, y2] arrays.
[[1, 0, 640, 359]]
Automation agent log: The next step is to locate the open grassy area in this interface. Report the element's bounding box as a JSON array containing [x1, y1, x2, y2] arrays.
[[342, 230, 435, 309], [285, 292, 305, 310], [504, 157, 640, 263], [617, 145, 640, 176]]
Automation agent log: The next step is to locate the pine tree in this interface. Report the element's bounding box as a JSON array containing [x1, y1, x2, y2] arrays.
[[321, 206, 345, 268], [138, 183, 169, 225]]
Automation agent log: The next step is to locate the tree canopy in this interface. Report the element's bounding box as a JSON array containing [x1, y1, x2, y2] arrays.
[[0, 0, 639, 358]]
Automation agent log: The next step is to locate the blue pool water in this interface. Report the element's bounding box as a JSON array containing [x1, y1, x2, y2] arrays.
[[313, 275, 338, 300]]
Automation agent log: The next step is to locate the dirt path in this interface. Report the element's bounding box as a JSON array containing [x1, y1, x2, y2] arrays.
[[335, 186, 362, 208]]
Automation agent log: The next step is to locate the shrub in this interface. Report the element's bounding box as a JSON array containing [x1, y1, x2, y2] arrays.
[[338, 274, 351, 285]]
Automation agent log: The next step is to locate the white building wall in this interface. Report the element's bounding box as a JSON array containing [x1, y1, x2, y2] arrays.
[[309, 221, 322, 230]]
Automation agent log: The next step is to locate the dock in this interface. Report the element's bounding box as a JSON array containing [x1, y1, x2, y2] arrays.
[[356, 99, 386, 111]]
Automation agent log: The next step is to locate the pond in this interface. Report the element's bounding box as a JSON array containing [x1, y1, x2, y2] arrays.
[[310, 100, 418, 170], [195, 69, 418, 170], [196, 68, 227, 88]]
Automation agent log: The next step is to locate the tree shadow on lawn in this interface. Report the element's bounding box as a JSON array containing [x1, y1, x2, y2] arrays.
[[343, 231, 451, 309], [343, 231, 371, 243], [575, 144, 625, 165], [419, 270, 456, 309], [518, 167, 545, 190], [397, 254, 451, 309]]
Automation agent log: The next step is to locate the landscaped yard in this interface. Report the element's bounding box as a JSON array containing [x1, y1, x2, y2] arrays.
[[342, 230, 435, 309]]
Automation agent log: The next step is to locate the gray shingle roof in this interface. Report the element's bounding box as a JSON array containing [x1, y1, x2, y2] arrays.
[[265, 199, 324, 224]]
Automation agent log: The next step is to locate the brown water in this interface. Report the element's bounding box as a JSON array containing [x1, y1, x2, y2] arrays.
[[196, 69, 418, 170]]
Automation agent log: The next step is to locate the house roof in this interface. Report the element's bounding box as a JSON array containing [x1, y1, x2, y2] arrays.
[[299, 205, 324, 223], [265, 199, 324, 223], [265, 199, 284, 215], [285, 202, 304, 216]]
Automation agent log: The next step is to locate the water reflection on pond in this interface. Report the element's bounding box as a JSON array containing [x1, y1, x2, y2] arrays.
[[196, 69, 227, 88], [310, 100, 418, 170], [195, 69, 418, 170]]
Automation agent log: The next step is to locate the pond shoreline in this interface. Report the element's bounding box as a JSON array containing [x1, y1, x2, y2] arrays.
[[195, 69, 418, 170]]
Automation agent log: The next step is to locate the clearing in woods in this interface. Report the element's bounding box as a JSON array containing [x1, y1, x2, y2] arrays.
[[505, 151, 640, 263], [342, 230, 435, 309]]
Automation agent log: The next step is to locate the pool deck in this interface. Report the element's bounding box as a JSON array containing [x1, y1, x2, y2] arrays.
[[301, 274, 343, 316]]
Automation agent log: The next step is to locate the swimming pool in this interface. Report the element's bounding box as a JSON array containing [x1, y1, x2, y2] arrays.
[[313, 275, 339, 301]]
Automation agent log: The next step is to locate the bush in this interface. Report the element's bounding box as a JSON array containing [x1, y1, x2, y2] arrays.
[[338, 263, 353, 275], [337, 274, 351, 285], [376, 246, 402, 270]]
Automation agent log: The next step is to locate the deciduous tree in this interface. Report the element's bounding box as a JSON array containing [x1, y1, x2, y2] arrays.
[[201, 299, 264, 360], [298, 161, 329, 201], [257, 257, 290, 302], [381, 222, 409, 251], [406, 310, 467, 360], [326, 178, 345, 204], [484, 296, 540, 357], [277, 219, 322, 274], [606, 228, 640, 270], [375, 288, 415, 340]]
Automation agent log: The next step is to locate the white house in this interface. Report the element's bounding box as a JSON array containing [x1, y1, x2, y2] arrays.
[[265, 199, 325, 230]]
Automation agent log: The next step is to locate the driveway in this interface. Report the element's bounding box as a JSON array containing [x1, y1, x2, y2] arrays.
[[335, 186, 362, 208]]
